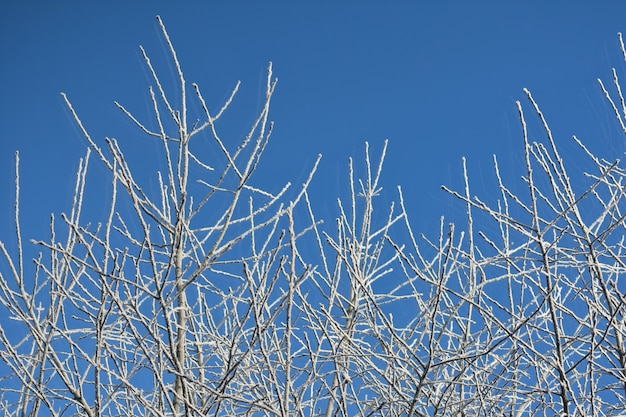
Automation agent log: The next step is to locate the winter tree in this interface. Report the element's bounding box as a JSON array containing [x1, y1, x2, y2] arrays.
[[1, 16, 626, 416]]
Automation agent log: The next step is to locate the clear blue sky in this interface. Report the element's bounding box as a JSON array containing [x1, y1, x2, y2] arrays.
[[1, 1, 625, 247]]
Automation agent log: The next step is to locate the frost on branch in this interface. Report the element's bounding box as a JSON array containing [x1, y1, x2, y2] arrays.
[[1, 17, 626, 417]]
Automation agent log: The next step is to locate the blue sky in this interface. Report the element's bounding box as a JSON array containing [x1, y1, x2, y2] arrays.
[[1, 1, 626, 247]]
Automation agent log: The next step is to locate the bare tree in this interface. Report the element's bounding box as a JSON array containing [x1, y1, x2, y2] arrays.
[[1, 16, 626, 417]]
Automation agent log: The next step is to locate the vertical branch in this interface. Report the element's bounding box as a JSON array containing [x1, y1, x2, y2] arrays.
[[284, 208, 298, 416], [518, 97, 579, 415], [150, 16, 191, 415], [156, 15, 187, 137], [13, 152, 23, 287]]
